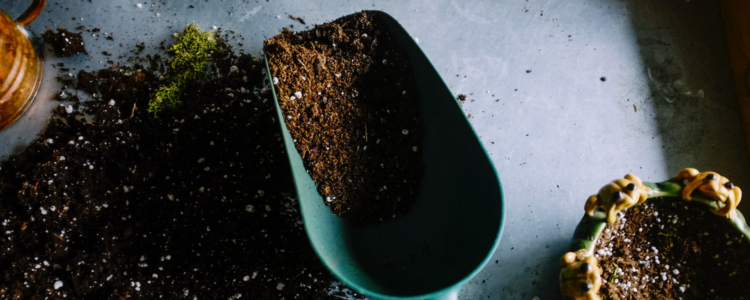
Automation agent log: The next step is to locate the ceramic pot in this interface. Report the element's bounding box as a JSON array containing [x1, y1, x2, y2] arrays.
[[560, 168, 749, 300]]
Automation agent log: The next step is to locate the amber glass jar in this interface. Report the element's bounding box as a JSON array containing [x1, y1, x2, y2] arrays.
[[0, 0, 46, 132]]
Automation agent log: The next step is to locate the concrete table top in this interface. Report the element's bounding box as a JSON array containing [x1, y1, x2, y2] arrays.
[[1, 0, 747, 299]]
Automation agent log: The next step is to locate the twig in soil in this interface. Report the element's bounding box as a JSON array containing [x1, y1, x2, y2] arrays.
[[228, 94, 239, 105], [252, 109, 273, 118], [659, 232, 676, 238], [609, 267, 620, 283], [297, 59, 311, 73], [290, 270, 305, 282], [129, 104, 137, 119], [109, 77, 121, 91]]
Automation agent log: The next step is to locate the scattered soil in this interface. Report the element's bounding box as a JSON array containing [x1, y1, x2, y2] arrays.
[[264, 12, 423, 224], [595, 198, 750, 299], [457, 94, 466, 106], [41, 27, 87, 57], [76, 70, 98, 94], [0, 34, 362, 300]]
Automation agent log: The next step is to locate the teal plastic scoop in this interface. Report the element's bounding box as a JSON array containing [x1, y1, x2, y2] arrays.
[[265, 11, 504, 300]]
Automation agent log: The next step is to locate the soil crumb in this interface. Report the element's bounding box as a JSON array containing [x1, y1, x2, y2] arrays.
[[595, 198, 750, 299], [289, 15, 306, 25], [457, 94, 466, 106], [264, 11, 423, 224], [41, 27, 87, 57]]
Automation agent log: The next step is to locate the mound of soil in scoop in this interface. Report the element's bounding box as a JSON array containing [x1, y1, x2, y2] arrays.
[[594, 198, 750, 300], [0, 35, 361, 300], [264, 11, 423, 224]]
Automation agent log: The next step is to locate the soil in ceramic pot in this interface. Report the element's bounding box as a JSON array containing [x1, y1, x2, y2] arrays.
[[0, 34, 361, 300], [595, 197, 750, 299], [264, 12, 424, 224]]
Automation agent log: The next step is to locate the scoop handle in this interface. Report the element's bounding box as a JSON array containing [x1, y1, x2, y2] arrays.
[[16, 0, 46, 26]]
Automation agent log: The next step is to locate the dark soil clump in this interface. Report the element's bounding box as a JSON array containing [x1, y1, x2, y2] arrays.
[[0, 35, 360, 299], [264, 12, 423, 224], [41, 27, 87, 57], [457, 94, 466, 106], [76, 70, 98, 94], [595, 198, 750, 299]]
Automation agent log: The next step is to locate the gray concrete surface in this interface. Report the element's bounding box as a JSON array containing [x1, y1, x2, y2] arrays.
[[1, 0, 748, 299]]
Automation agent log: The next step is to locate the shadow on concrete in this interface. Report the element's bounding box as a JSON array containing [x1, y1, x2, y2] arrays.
[[628, 0, 750, 212]]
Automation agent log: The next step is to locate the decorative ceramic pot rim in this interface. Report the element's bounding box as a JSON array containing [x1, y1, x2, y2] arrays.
[[561, 169, 750, 300], [570, 180, 750, 255]]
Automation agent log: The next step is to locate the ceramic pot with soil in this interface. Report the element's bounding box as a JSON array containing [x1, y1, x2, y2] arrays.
[[560, 168, 750, 300]]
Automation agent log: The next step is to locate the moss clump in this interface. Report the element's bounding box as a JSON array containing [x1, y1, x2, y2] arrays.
[[148, 24, 216, 116]]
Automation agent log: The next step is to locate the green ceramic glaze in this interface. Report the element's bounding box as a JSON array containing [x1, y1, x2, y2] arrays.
[[265, 11, 504, 300], [570, 180, 750, 255]]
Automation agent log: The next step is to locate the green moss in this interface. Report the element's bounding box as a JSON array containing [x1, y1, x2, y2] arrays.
[[148, 81, 182, 115], [148, 24, 216, 116]]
